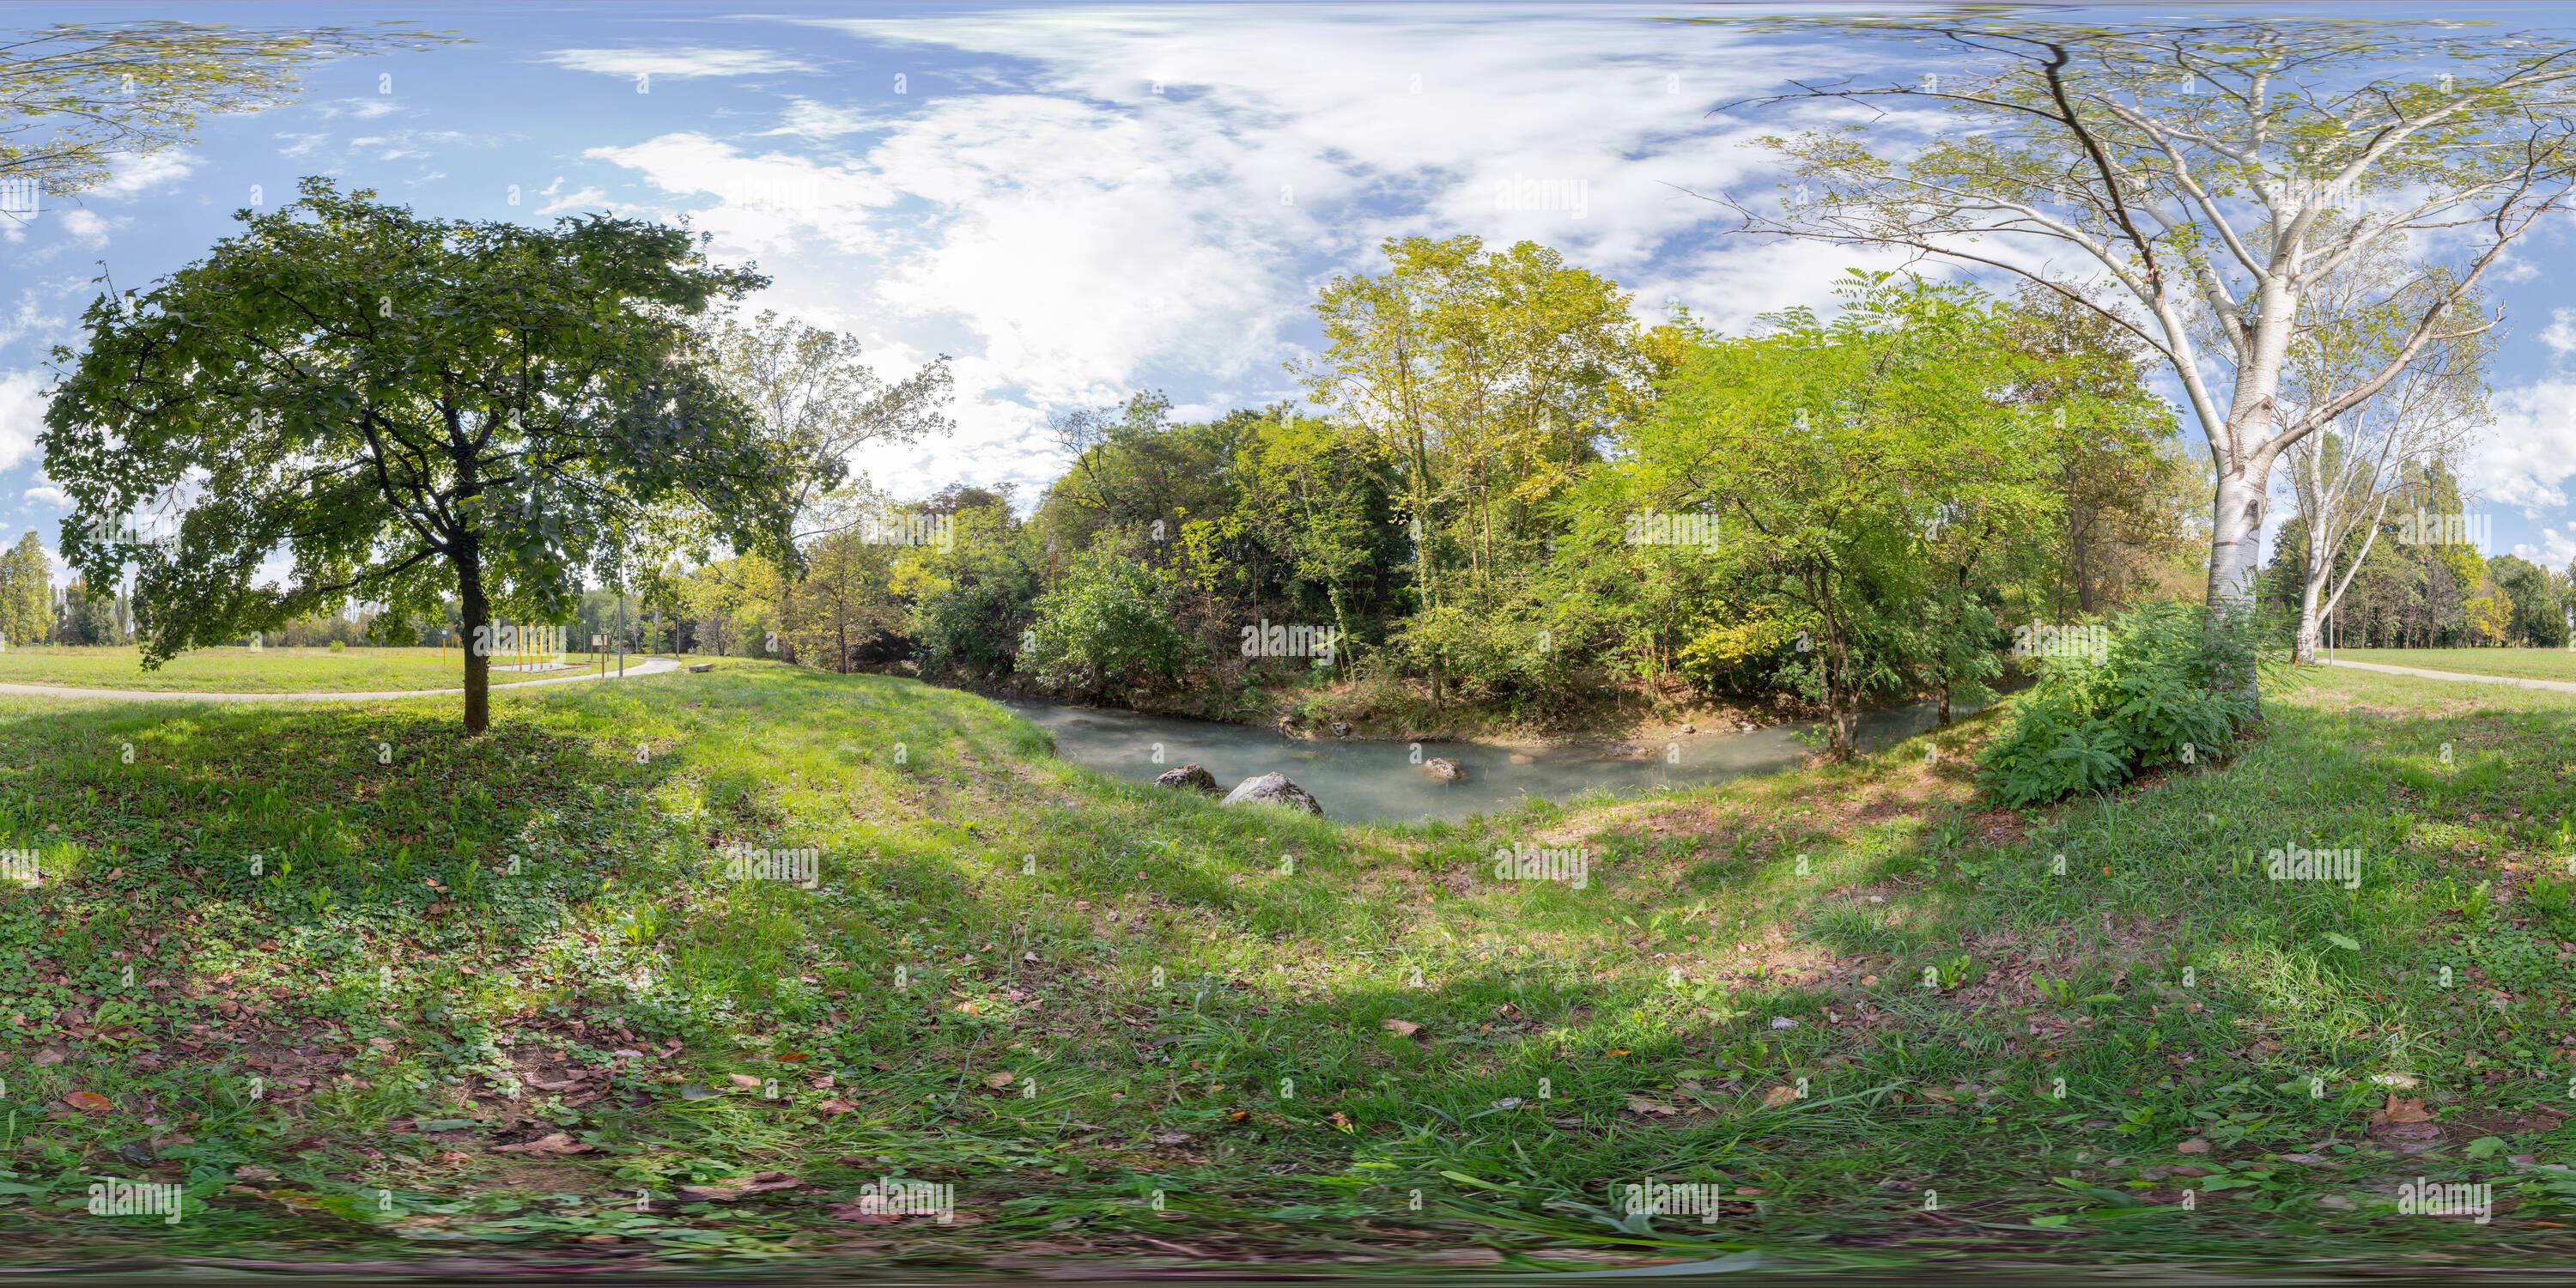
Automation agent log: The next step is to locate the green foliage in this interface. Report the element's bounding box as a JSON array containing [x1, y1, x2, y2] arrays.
[[901, 499, 1037, 681], [0, 22, 458, 197], [1024, 550, 1194, 695], [41, 178, 799, 731], [1619, 270, 2065, 754], [1978, 603, 2262, 808], [0, 533, 50, 647]]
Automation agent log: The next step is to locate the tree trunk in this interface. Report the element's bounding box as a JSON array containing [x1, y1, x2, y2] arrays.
[[2205, 464, 2269, 712], [2206, 468, 2268, 612], [1824, 630, 1856, 759], [1937, 683, 1953, 726], [459, 542, 491, 736], [2293, 572, 2323, 666]]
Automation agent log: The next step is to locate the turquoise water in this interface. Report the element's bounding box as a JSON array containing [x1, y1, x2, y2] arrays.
[[1001, 697, 1971, 823]]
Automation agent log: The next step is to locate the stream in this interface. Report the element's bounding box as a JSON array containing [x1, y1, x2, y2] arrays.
[[1000, 696, 1976, 823]]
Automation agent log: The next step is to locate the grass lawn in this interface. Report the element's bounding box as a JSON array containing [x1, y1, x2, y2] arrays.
[[0, 646, 646, 693], [2334, 646, 2576, 683], [5, 659, 2576, 1272]]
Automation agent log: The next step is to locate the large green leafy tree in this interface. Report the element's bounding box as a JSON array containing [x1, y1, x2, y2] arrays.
[[1621, 272, 2064, 756], [41, 179, 803, 732], [1300, 234, 1664, 702]]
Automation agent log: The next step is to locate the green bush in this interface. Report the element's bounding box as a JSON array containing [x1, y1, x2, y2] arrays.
[[1978, 602, 2261, 808], [1023, 550, 1194, 696], [327, 640, 348, 652]]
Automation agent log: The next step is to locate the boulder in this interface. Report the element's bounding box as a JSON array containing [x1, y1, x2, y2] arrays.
[[1421, 756, 1466, 783], [1152, 763, 1220, 795], [1220, 772, 1323, 816]]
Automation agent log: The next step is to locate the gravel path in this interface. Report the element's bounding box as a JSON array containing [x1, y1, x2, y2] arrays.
[[0, 654, 683, 702], [2323, 657, 2576, 695]]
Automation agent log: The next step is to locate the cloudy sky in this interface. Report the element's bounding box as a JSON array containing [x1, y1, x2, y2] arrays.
[[8, 1, 2576, 579]]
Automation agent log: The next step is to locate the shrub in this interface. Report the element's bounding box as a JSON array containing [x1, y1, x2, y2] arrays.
[[327, 640, 347, 652], [1978, 602, 2262, 808], [1023, 550, 1194, 696]]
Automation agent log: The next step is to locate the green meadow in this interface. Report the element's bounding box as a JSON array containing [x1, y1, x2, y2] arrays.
[[0, 659, 2569, 1271]]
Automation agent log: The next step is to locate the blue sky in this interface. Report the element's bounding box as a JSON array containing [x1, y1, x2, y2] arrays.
[[7, 1, 2576, 585]]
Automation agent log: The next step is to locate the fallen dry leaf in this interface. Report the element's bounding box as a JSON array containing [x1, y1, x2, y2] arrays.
[[726, 1073, 764, 1091], [1624, 1095, 1680, 1116], [61, 1091, 111, 1114], [981, 1071, 1015, 1090], [1759, 1084, 1800, 1109], [1381, 1018, 1422, 1037], [678, 1171, 799, 1202], [490, 1132, 598, 1157], [2176, 1139, 2211, 1155]]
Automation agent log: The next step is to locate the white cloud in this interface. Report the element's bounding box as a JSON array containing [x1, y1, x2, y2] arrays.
[[54, 209, 107, 248], [766, 99, 890, 139], [537, 185, 609, 216], [542, 46, 810, 79], [20, 485, 64, 507], [574, 7, 1857, 501], [0, 371, 52, 471], [586, 133, 896, 257], [2466, 378, 2576, 511], [276, 131, 332, 160], [313, 96, 405, 120], [2514, 526, 2576, 571], [88, 150, 198, 199], [2543, 307, 2576, 355]]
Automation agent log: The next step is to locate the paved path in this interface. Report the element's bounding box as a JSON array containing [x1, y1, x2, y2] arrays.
[[2324, 657, 2576, 695], [0, 655, 683, 703]]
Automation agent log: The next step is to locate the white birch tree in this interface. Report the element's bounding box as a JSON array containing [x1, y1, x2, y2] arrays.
[[1718, 17, 2576, 659]]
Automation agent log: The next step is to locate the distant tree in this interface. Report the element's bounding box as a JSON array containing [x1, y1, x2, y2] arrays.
[[897, 496, 1036, 681], [0, 532, 50, 645], [2465, 583, 2513, 646], [706, 309, 951, 664], [42, 179, 805, 732], [2277, 244, 2491, 663], [1300, 235, 1662, 666], [782, 526, 904, 672], [2491, 555, 2567, 648]]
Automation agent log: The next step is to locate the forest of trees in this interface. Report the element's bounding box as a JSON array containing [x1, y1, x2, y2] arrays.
[[657, 239, 2240, 745]]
